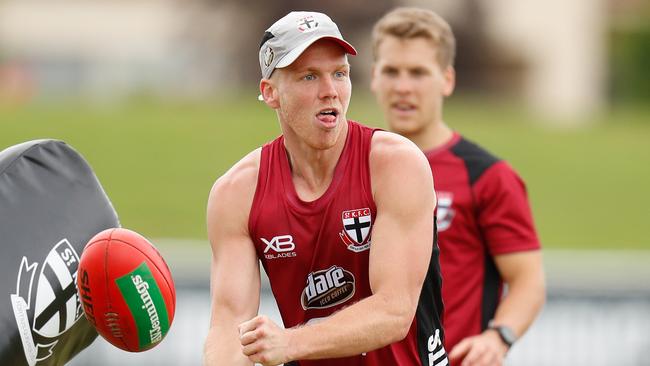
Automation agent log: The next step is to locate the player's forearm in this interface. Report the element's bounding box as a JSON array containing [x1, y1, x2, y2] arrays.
[[492, 269, 546, 337], [287, 292, 415, 360], [203, 327, 253, 366]]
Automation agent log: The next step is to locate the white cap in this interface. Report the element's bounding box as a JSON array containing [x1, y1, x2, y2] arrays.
[[258, 11, 357, 80]]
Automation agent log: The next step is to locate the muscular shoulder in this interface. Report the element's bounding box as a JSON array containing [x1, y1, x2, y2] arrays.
[[213, 149, 261, 192], [369, 131, 434, 202], [207, 148, 261, 229], [370, 131, 427, 165]]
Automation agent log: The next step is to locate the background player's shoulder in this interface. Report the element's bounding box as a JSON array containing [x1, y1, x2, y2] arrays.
[[450, 135, 502, 185]]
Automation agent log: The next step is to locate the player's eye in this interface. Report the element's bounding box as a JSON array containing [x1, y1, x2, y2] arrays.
[[303, 74, 316, 81], [382, 67, 398, 77], [410, 68, 429, 78], [334, 70, 348, 79]]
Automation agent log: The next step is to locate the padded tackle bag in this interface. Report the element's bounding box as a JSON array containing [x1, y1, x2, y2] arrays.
[[0, 140, 119, 365]]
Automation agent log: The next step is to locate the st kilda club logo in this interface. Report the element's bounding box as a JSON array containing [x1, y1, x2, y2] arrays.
[[301, 266, 355, 310], [296, 15, 319, 33], [339, 208, 372, 253], [436, 191, 455, 232], [10, 239, 83, 366]]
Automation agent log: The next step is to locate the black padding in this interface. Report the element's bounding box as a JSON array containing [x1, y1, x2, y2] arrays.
[[0, 140, 119, 366]]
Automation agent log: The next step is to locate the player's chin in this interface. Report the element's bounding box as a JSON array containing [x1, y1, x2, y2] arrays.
[[307, 132, 340, 150], [387, 118, 419, 135], [311, 139, 338, 151]]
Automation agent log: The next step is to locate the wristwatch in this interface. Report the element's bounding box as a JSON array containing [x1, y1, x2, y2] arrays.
[[487, 321, 517, 348]]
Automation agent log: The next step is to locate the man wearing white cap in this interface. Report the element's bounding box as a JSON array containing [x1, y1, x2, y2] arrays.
[[204, 11, 449, 366]]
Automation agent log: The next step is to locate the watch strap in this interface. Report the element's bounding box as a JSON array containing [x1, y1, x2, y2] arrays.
[[487, 321, 517, 348]]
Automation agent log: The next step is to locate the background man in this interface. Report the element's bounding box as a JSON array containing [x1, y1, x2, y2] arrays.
[[371, 7, 545, 366], [203, 11, 448, 366]]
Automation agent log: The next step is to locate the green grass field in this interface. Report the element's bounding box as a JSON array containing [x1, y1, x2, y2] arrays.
[[1, 94, 649, 249]]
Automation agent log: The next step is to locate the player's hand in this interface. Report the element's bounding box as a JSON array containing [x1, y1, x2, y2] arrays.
[[448, 330, 508, 366], [239, 315, 293, 366]]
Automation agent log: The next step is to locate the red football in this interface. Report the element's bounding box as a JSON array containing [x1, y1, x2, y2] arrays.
[[77, 228, 176, 352]]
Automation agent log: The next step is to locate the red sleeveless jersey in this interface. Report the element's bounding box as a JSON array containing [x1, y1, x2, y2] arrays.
[[249, 121, 448, 366]]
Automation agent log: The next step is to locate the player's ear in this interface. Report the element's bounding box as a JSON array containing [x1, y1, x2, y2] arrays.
[[260, 78, 279, 108], [369, 63, 378, 92], [442, 66, 456, 97]]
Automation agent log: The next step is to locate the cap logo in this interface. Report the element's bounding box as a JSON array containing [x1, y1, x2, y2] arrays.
[[263, 47, 274, 67], [297, 16, 319, 33]]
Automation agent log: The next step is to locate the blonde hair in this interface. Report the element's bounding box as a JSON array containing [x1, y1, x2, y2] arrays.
[[372, 7, 456, 68]]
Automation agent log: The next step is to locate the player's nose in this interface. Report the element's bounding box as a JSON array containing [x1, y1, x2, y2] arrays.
[[394, 74, 413, 94], [318, 75, 338, 100]]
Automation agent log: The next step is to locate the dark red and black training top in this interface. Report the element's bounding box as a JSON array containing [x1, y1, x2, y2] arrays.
[[249, 121, 448, 366], [425, 132, 541, 351]]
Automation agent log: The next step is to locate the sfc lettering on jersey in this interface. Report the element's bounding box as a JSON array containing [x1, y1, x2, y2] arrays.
[[301, 266, 355, 310], [261, 235, 297, 260], [339, 208, 372, 253], [436, 192, 455, 232]]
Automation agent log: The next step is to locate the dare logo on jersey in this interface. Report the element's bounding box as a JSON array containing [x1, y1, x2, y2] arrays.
[[339, 208, 372, 253], [301, 266, 355, 310]]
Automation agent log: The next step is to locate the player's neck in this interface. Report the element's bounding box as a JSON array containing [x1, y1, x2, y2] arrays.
[[404, 120, 454, 152], [283, 123, 348, 201]]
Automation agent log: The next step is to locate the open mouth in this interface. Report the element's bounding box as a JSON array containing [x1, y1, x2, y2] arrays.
[[392, 102, 416, 112], [316, 108, 340, 127], [318, 109, 339, 118]]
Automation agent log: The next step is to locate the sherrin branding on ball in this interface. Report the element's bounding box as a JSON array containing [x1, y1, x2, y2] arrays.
[[77, 228, 176, 352]]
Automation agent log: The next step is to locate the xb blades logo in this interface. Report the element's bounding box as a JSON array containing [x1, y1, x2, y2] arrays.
[[262, 235, 295, 253], [261, 235, 296, 260], [10, 239, 83, 366]]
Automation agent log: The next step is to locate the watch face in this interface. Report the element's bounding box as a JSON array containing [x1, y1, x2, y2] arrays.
[[498, 326, 517, 346]]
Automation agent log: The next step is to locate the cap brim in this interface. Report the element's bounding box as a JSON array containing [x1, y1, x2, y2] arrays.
[[275, 36, 357, 69]]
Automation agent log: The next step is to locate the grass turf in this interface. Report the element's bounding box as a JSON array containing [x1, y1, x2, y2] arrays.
[[1, 94, 648, 249]]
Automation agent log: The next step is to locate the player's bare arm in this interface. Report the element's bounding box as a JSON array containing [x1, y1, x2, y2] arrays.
[[253, 131, 435, 361], [203, 149, 262, 366], [449, 251, 545, 366], [492, 251, 545, 340]]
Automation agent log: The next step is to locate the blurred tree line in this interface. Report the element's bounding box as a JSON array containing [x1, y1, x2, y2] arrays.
[[184, 0, 397, 87], [180, 0, 508, 96], [609, 20, 650, 102], [607, 0, 650, 104]]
